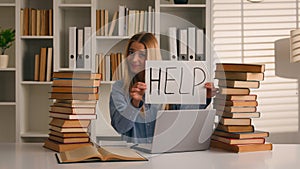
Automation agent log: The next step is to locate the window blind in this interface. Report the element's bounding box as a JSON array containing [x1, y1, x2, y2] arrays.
[[212, 0, 299, 133]]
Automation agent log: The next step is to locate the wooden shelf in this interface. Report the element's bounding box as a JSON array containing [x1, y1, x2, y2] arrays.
[[58, 4, 91, 8], [21, 36, 53, 39], [0, 68, 16, 72], [0, 3, 15, 7], [21, 132, 48, 138], [21, 81, 52, 85], [160, 4, 206, 8], [0, 102, 16, 106], [96, 36, 130, 40]]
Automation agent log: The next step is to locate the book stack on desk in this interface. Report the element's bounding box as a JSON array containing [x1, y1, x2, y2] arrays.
[[211, 63, 272, 153], [43, 71, 101, 152]]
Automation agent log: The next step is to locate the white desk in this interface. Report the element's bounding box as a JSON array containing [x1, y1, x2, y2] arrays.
[[0, 143, 299, 169]]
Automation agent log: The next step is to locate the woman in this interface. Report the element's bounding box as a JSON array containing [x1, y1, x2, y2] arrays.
[[109, 32, 217, 143]]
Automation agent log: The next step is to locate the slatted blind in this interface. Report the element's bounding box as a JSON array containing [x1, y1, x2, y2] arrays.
[[212, 0, 299, 133]]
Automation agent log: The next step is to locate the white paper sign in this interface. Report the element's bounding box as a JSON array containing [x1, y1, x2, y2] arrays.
[[145, 61, 208, 104]]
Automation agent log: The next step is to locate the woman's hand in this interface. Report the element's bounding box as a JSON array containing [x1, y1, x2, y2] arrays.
[[130, 82, 147, 107], [205, 82, 218, 98]]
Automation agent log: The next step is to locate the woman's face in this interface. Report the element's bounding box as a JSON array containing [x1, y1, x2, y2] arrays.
[[127, 41, 147, 74]]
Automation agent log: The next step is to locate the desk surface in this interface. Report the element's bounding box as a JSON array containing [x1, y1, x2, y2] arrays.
[[0, 143, 299, 169]]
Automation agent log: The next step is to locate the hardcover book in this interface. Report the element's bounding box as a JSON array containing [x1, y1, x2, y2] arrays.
[[44, 139, 92, 152], [215, 94, 257, 101], [55, 145, 147, 163], [216, 63, 265, 73], [52, 71, 101, 79], [216, 111, 260, 119], [213, 130, 269, 139], [216, 124, 254, 133], [210, 140, 272, 153], [49, 118, 91, 128], [211, 134, 265, 145], [215, 72, 264, 81], [218, 79, 260, 89]]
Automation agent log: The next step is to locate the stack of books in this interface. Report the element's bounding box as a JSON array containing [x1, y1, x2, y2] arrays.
[[211, 63, 273, 153], [43, 71, 101, 152]]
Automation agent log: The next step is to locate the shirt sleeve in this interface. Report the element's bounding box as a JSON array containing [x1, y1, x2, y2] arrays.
[[109, 81, 142, 134]]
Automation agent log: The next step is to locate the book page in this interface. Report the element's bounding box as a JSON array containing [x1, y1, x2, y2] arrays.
[[60, 145, 103, 162], [98, 147, 146, 161]]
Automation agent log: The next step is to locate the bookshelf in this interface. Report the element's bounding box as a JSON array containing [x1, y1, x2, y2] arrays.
[[0, 0, 16, 142], [0, 0, 211, 142]]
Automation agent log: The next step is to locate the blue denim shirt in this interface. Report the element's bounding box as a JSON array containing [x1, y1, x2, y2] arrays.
[[109, 80, 211, 143]]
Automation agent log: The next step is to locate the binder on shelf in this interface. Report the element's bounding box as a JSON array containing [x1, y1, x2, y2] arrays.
[[135, 10, 140, 34], [36, 9, 41, 36], [34, 54, 40, 81], [96, 10, 101, 36], [178, 29, 188, 61], [76, 28, 84, 68], [168, 27, 178, 61], [125, 7, 129, 36], [118, 5, 126, 36], [104, 10, 109, 36], [148, 6, 152, 33], [49, 9, 53, 36], [139, 10, 145, 33], [31, 9, 37, 36], [196, 28, 205, 61], [128, 10, 136, 37], [100, 10, 104, 36], [46, 47, 53, 82], [23, 8, 29, 36], [188, 27, 196, 61], [99, 53, 106, 81], [105, 54, 111, 81], [69, 27, 77, 69], [41, 9, 49, 36], [151, 8, 155, 34], [20, 9, 24, 36], [143, 11, 148, 32], [39, 47, 47, 81], [84, 27, 92, 70]]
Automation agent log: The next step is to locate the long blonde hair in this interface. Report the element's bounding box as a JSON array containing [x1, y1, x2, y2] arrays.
[[122, 32, 162, 92]]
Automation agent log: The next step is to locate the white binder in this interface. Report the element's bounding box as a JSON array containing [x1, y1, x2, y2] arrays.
[[178, 29, 188, 61], [68, 27, 77, 69], [148, 6, 152, 33], [168, 27, 178, 61], [76, 28, 84, 68], [105, 54, 111, 81], [196, 29, 205, 61], [188, 27, 196, 61], [84, 27, 91, 70], [118, 5, 125, 36], [128, 10, 136, 36]]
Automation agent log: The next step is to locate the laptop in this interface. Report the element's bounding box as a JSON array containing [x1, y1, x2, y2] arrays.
[[132, 109, 216, 154]]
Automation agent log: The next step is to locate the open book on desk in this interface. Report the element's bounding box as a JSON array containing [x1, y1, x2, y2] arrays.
[[55, 144, 148, 164]]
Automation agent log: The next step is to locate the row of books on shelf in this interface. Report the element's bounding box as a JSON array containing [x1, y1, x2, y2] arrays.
[[96, 6, 155, 37], [68, 27, 92, 69], [96, 52, 125, 82], [44, 71, 101, 152], [20, 8, 53, 36], [210, 63, 272, 153], [168, 27, 205, 61], [117, 5, 155, 36], [34, 47, 53, 82]]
